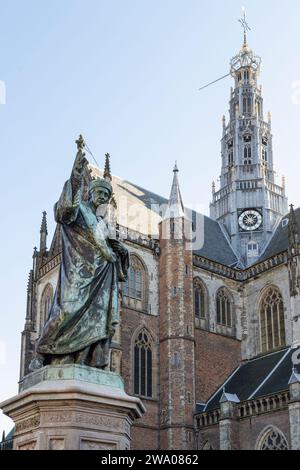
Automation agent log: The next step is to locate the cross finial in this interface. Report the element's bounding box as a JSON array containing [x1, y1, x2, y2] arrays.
[[76, 134, 85, 151], [238, 7, 251, 46]]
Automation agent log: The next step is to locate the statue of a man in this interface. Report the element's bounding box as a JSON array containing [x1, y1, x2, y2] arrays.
[[30, 136, 129, 370]]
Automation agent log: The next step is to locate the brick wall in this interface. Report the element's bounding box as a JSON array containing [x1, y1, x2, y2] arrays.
[[195, 329, 241, 403]]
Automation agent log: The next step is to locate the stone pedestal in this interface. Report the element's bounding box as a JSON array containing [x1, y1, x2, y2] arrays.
[[0, 365, 145, 451]]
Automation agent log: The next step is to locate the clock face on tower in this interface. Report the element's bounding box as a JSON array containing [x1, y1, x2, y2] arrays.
[[238, 209, 263, 231]]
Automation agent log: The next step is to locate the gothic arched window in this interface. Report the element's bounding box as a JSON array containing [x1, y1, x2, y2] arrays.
[[40, 284, 53, 333], [258, 428, 288, 450], [134, 330, 153, 398], [216, 288, 232, 327], [194, 279, 207, 320], [260, 288, 286, 353], [123, 255, 148, 311]]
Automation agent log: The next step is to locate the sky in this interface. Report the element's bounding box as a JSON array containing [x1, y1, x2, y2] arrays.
[[1, 0, 300, 435]]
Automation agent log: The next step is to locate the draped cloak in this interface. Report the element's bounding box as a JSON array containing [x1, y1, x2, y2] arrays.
[[37, 179, 128, 356]]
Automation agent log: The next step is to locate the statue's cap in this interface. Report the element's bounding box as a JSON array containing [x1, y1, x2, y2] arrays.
[[89, 178, 112, 195]]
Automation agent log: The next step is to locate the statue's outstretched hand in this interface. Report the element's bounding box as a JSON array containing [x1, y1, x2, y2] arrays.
[[72, 149, 88, 182]]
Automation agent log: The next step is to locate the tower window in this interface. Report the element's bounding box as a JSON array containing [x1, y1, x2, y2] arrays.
[[262, 147, 267, 163], [244, 146, 252, 165], [244, 135, 251, 143], [247, 242, 259, 257], [244, 70, 250, 82], [243, 97, 252, 114], [228, 149, 234, 166]]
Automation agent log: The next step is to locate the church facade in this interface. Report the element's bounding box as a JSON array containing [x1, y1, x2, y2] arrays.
[[16, 34, 300, 451]]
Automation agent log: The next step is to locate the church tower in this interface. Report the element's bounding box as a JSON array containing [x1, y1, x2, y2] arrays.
[[210, 16, 288, 266], [159, 165, 195, 450]]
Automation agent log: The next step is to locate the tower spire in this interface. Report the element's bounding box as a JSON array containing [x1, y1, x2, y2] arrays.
[[104, 153, 112, 182], [165, 162, 185, 219], [39, 211, 48, 252]]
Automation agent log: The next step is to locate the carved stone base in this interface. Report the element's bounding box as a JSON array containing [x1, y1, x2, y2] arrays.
[[1, 365, 145, 450]]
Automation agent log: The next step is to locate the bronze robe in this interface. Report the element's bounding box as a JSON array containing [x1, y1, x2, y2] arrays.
[[37, 179, 128, 356]]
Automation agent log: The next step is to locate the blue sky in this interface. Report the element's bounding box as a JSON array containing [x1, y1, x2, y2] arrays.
[[1, 0, 300, 434]]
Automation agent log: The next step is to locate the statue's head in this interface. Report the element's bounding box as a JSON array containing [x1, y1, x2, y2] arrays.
[[89, 178, 112, 207]]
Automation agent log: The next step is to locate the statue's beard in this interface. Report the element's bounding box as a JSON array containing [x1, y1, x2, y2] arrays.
[[96, 204, 108, 219]]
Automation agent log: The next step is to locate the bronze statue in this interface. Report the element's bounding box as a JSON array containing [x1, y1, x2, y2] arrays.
[[30, 136, 129, 370]]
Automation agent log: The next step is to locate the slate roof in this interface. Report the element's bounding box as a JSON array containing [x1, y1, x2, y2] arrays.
[[259, 207, 300, 262], [193, 214, 238, 267], [200, 348, 295, 412]]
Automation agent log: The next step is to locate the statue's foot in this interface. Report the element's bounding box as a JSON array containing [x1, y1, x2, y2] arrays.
[[29, 354, 45, 372]]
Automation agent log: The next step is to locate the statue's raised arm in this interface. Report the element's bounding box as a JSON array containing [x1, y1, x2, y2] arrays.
[[55, 135, 89, 225]]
